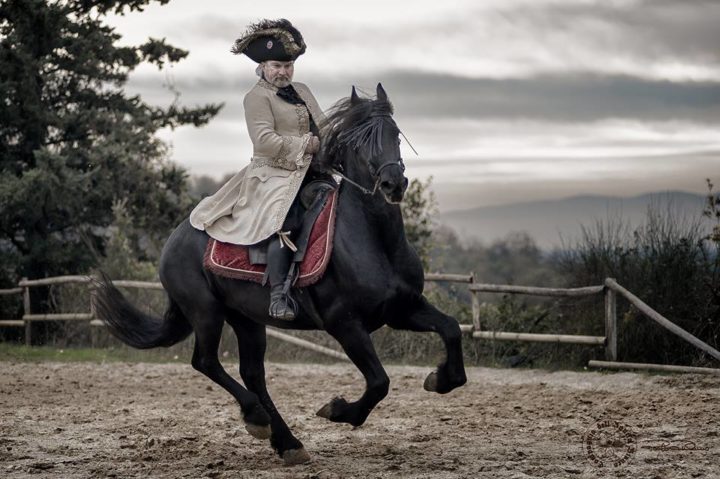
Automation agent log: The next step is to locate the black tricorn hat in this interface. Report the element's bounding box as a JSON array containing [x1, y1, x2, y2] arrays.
[[231, 19, 306, 63]]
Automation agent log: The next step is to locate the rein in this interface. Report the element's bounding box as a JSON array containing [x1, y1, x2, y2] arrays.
[[332, 158, 405, 196], [331, 168, 379, 196]]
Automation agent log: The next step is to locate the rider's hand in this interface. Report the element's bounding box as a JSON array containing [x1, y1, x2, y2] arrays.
[[305, 135, 320, 154]]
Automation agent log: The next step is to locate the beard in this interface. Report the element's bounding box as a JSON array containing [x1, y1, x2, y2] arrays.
[[270, 76, 291, 88]]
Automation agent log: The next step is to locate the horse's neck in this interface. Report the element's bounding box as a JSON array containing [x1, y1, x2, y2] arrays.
[[340, 160, 407, 253]]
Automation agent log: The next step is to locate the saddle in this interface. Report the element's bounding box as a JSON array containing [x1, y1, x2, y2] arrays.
[[203, 182, 338, 287]]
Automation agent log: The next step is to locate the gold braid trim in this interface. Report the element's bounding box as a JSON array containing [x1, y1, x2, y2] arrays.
[[278, 136, 292, 158], [252, 157, 296, 170], [268, 134, 311, 231], [232, 28, 305, 58], [270, 167, 306, 232], [295, 104, 310, 135], [257, 78, 278, 91]]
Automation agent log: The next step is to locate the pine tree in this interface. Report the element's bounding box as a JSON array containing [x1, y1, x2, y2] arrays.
[[0, 0, 222, 288]]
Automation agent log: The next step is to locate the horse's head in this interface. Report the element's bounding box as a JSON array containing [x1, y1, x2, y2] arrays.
[[319, 83, 409, 204]]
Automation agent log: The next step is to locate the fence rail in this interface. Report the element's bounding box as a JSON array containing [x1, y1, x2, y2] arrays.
[[589, 360, 720, 376], [469, 284, 604, 297], [0, 287, 23, 295], [472, 331, 605, 345], [18, 275, 93, 287], [0, 320, 25, 327], [1, 273, 718, 372], [604, 278, 720, 362], [469, 280, 613, 359]]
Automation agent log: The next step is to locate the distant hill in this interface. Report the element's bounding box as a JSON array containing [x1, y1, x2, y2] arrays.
[[438, 191, 708, 249]]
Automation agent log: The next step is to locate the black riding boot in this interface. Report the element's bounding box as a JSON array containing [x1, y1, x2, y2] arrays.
[[266, 236, 297, 320]]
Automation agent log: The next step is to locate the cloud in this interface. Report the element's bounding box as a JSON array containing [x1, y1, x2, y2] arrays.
[[374, 72, 720, 122], [126, 69, 720, 124], [429, 150, 719, 211], [108, 0, 720, 81], [526, 0, 720, 63], [104, 0, 720, 209]]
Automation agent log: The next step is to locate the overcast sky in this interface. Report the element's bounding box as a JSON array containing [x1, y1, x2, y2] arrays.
[[108, 0, 720, 211]]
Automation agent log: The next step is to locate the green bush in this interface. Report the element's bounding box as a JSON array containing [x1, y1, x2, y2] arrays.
[[559, 189, 719, 366]]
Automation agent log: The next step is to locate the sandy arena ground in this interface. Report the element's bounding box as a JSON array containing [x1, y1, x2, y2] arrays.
[[1, 360, 719, 478]]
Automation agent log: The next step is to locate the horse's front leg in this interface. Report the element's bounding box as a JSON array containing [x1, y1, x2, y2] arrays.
[[227, 316, 310, 466], [317, 321, 389, 427], [388, 296, 467, 394]]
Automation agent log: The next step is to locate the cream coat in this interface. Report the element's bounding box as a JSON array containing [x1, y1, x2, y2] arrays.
[[189, 79, 326, 245]]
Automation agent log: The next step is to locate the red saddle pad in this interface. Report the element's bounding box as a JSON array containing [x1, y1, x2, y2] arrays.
[[203, 190, 338, 287]]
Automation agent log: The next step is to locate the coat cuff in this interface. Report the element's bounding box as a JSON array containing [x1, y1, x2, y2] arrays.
[[271, 133, 311, 170]]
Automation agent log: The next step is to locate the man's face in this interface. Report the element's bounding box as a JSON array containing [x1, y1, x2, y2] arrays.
[[262, 60, 294, 88]]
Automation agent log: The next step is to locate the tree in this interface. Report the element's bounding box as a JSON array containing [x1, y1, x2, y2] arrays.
[[401, 176, 437, 269], [0, 0, 222, 290], [190, 172, 234, 198], [702, 178, 720, 324]]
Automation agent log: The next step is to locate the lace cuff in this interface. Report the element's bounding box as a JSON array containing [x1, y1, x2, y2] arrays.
[[268, 133, 311, 170]]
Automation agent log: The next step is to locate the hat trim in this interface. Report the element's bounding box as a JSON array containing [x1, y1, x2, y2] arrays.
[[232, 27, 305, 59]]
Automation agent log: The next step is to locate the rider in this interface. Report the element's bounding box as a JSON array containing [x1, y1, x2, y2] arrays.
[[189, 19, 326, 321]]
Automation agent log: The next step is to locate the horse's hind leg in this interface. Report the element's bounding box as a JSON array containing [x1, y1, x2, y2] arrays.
[[388, 296, 467, 394], [226, 316, 310, 466], [316, 321, 390, 427], [184, 304, 271, 431]]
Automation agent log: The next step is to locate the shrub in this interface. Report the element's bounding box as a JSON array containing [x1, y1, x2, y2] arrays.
[[559, 190, 719, 366]]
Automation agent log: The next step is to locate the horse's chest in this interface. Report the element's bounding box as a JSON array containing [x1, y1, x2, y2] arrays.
[[332, 207, 424, 301]]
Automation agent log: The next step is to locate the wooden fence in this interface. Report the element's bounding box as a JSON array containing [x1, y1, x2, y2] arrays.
[[1, 273, 719, 373]]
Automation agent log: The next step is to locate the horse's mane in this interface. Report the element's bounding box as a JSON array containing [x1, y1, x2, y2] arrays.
[[317, 92, 394, 170]]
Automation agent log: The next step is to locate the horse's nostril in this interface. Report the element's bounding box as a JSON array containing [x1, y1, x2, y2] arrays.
[[380, 181, 393, 191]]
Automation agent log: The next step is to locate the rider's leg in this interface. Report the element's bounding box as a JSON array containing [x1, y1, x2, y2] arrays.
[[266, 195, 306, 321], [266, 235, 297, 320]]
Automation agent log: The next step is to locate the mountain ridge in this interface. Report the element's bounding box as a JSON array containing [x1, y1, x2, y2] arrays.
[[438, 190, 708, 249]]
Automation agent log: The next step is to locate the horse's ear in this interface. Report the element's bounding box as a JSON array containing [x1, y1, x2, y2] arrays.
[[350, 85, 361, 105], [376, 82, 388, 102]]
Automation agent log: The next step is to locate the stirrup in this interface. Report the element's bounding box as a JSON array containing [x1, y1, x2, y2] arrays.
[[269, 285, 297, 321]]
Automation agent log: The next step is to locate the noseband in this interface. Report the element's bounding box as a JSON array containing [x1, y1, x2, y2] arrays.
[[370, 157, 406, 178], [332, 157, 405, 196]]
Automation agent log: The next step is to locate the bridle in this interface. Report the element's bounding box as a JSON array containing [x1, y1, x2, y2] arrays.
[[329, 112, 409, 196], [332, 157, 405, 196]]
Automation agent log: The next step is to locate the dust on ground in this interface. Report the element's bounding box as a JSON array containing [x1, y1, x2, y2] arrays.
[[1, 361, 718, 478]]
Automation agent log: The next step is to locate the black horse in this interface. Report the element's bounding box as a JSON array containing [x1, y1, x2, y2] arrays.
[[95, 84, 467, 466]]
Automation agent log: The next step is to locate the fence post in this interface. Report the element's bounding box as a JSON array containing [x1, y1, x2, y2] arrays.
[[22, 278, 31, 347], [470, 272, 481, 332], [89, 280, 97, 348], [604, 278, 617, 361]]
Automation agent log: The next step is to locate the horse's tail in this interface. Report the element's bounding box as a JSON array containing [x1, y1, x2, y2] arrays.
[[93, 273, 193, 349]]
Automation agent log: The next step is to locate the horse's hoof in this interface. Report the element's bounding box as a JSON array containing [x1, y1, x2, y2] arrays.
[[244, 423, 271, 440], [316, 396, 343, 420], [423, 371, 439, 392], [283, 447, 311, 466]]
